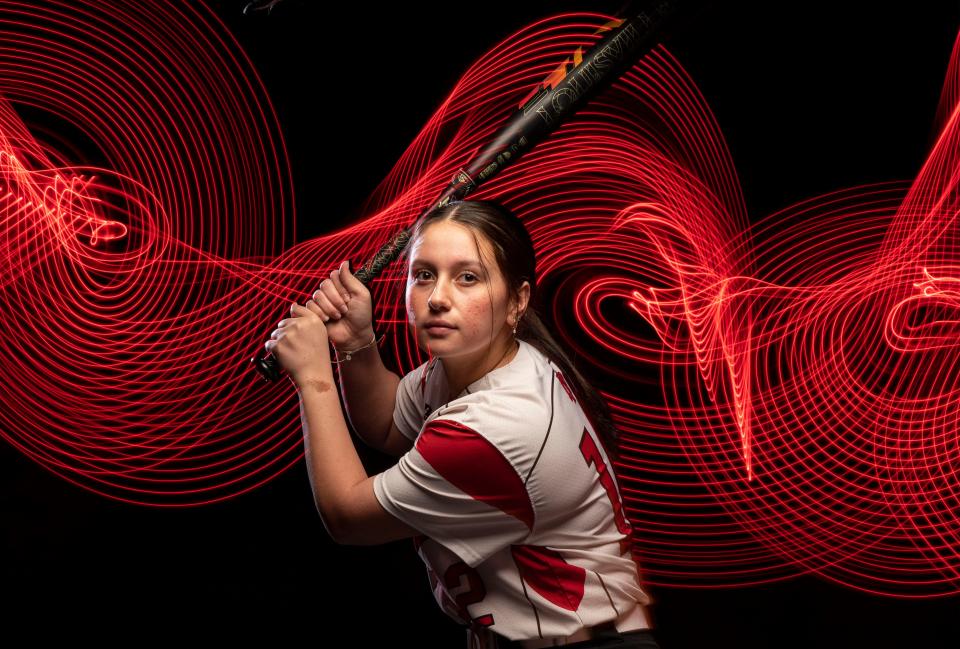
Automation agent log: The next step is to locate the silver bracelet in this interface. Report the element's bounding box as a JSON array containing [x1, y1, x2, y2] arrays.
[[332, 332, 383, 364]]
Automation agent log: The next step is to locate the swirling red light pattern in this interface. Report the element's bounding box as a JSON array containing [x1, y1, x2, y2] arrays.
[[3, 1, 960, 597]]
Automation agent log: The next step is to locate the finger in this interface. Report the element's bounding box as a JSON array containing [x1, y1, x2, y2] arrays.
[[319, 279, 347, 314], [304, 299, 330, 321], [338, 259, 366, 293], [311, 287, 341, 319], [290, 302, 312, 316], [328, 265, 350, 303]]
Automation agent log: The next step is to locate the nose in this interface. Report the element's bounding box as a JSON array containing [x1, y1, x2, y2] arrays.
[[427, 277, 451, 311]]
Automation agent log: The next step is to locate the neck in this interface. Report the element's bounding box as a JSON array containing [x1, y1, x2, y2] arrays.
[[441, 336, 519, 401]]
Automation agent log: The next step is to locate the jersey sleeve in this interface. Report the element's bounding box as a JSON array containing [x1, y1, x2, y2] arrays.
[[392, 363, 426, 442], [373, 417, 536, 568]]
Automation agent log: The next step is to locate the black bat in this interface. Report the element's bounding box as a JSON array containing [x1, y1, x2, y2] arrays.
[[251, 0, 698, 383]]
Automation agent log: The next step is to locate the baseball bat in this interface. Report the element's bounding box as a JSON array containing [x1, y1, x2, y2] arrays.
[[250, 0, 696, 383]]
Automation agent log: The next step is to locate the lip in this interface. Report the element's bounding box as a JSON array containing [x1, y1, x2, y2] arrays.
[[425, 320, 456, 336]]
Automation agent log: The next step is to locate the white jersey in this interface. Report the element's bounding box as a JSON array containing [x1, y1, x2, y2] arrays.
[[373, 339, 653, 645]]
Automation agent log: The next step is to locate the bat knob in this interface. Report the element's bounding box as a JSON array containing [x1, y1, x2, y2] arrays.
[[250, 351, 282, 383]]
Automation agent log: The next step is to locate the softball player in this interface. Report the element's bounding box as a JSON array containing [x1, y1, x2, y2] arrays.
[[268, 199, 661, 649]]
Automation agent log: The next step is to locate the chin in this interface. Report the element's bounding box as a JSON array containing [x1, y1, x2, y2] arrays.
[[420, 337, 457, 353], [419, 334, 450, 350]]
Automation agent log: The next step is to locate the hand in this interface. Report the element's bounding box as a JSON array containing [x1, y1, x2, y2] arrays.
[[265, 301, 333, 386], [309, 259, 374, 348]]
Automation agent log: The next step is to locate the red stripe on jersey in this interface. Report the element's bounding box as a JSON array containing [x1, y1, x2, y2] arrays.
[[555, 369, 576, 403], [473, 614, 495, 628], [511, 545, 586, 611], [415, 418, 534, 530]]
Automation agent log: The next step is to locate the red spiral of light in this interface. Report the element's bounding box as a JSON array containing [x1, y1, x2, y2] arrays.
[[3, 1, 960, 597]]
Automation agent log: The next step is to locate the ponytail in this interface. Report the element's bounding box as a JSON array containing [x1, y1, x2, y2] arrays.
[[518, 303, 622, 463]]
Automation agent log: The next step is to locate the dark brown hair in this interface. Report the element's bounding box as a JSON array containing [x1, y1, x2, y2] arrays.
[[403, 199, 621, 461]]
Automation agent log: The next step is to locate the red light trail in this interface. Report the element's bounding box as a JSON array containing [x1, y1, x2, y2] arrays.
[[1, 1, 958, 597]]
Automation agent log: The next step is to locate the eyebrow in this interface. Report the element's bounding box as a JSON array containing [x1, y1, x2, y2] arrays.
[[410, 258, 482, 269]]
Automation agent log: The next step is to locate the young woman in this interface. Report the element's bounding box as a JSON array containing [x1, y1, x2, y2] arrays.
[[265, 200, 660, 649]]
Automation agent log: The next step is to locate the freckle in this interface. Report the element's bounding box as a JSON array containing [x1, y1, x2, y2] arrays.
[[307, 378, 333, 394]]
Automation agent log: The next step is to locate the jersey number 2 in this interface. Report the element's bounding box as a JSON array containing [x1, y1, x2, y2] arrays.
[[579, 428, 633, 555]]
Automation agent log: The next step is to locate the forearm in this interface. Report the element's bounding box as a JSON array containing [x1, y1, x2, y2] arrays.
[[297, 371, 368, 540], [334, 330, 401, 448]]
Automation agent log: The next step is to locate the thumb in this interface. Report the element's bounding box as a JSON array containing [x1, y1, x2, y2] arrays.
[[340, 259, 365, 290]]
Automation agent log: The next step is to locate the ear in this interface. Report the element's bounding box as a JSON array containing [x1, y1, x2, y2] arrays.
[[512, 281, 531, 323]]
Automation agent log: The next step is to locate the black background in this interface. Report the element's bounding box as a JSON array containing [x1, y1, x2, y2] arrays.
[[4, 1, 960, 646]]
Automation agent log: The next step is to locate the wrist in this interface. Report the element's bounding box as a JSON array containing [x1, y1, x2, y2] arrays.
[[333, 329, 378, 359], [335, 327, 375, 350], [294, 367, 336, 394]]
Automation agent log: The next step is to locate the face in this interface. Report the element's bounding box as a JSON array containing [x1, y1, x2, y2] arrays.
[[405, 220, 516, 361]]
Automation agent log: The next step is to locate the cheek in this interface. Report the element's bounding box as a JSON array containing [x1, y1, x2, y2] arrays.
[[405, 289, 420, 319], [405, 302, 419, 332], [460, 296, 496, 333]]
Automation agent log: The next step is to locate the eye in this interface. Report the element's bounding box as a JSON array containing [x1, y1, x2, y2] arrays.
[[461, 272, 478, 283], [413, 269, 432, 282]]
